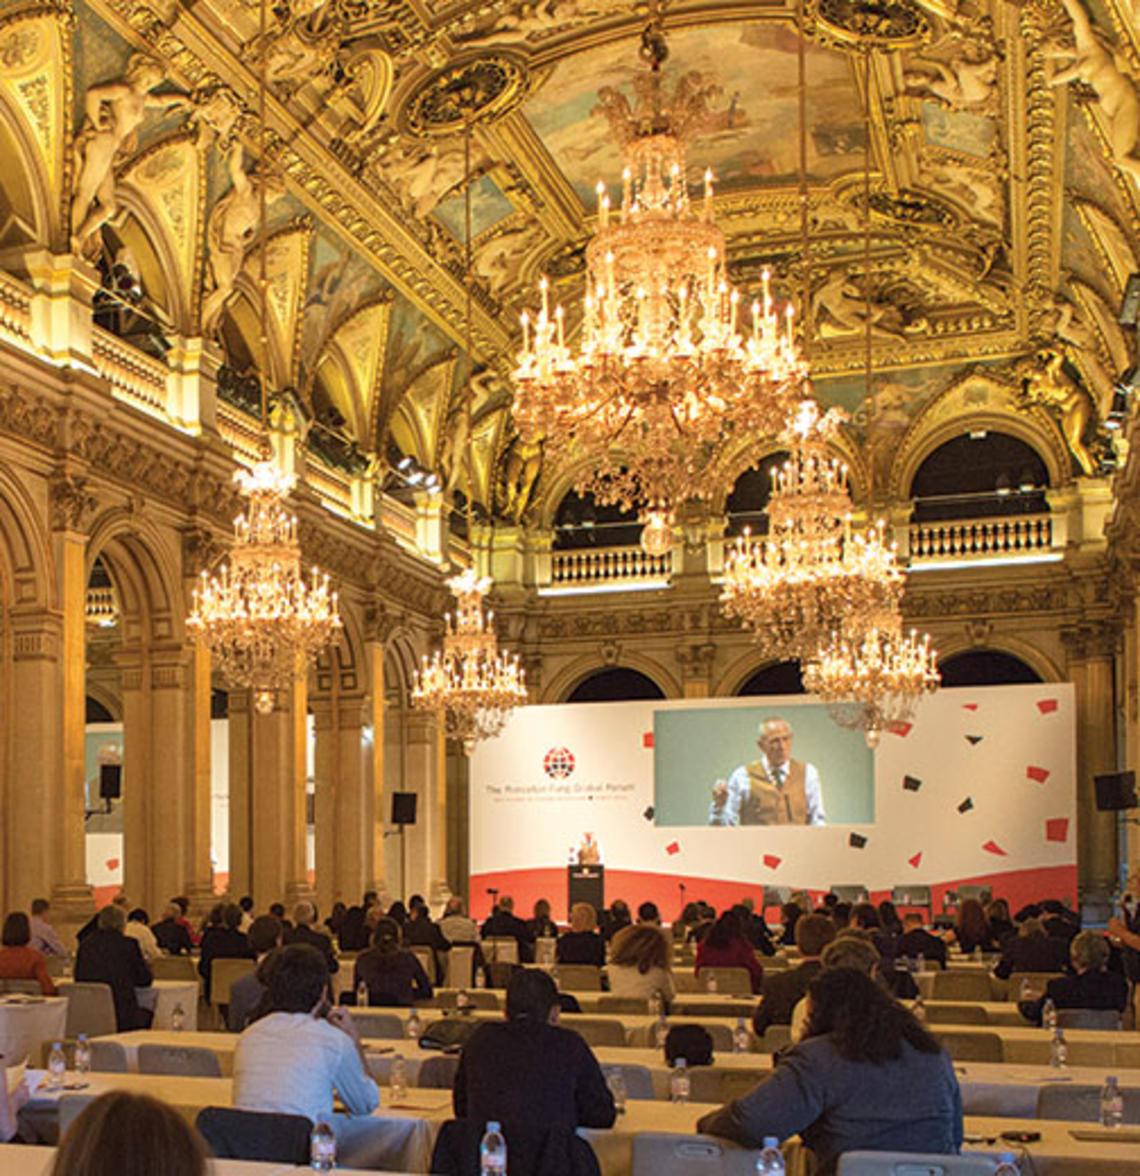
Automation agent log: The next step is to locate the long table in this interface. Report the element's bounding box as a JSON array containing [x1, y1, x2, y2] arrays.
[[0, 1144, 393, 1174]]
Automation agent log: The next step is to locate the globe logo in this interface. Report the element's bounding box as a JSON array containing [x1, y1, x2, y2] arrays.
[[543, 747, 575, 779]]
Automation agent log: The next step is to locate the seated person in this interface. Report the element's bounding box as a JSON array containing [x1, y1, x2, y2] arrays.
[[736, 899, 778, 957], [0, 912, 56, 995], [481, 896, 535, 963], [439, 897, 478, 945], [895, 912, 948, 969], [993, 916, 1070, 980], [402, 899, 451, 984], [285, 901, 338, 975], [1020, 929, 1129, 1025], [198, 903, 256, 1003], [599, 899, 632, 943], [946, 898, 996, 955], [526, 898, 559, 941], [353, 916, 432, 1005], [233, 943, 378, 1124], [555, 902, 605, 968], [695, 911, 764, 993], [227, 915, 284, 1032], [699, 969, 962, 1176], [124, 908, 160, 964], [606, 923, 675, 1002], [74, 904, 152, 1030], [152, 903, 194, 956], [752, 914, 834, 1037]]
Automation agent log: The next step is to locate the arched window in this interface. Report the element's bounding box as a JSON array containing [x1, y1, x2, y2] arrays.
[[725, 453, 788, 536], [910, 432, 1049, 523], [736, 661, 805, 695], [566, 667, 666, 702], [938, 650, 1043, 687], [553, 490, 641, 550], [85, 696, 114, 723]]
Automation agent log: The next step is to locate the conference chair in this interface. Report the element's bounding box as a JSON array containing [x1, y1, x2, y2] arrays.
[[351, 1010, 405, 1039], [1117, 1041, 1140, 1068], [535, 937, 557, 966], [45, 957, 70, 978], [699, 1022, 737, 1052], [195, 1107, 312, 1164], [445, 944, 475, 988], [1056, 1008, 1123, 1030], [564, 1016, 627, 1047], [631, 1132, 766, 1176], [678, 1001, 755, 1020], [417, 1053, 460, 1089], [838, 1153, 1003, 1175], [41, 1039, 129, 1073], [688, 1067, 764, 1104], [931, 971, 993, 1002], [596, 995, 650, 1015], [924, 1004, 988, 1026], [696, 967, 752, 995], [209, 958, 256, 1014], [58, 1093, 96, 1142], [933, 1030, 1003, 1063], [137, 1042, 223, 1077], [1037, 1082, 1140, 1123], [151, 955, 199, 983], [409, 945, 436, 981], [555, 964, 603, 991], [55, 981, 116, 1039], [1004, 971, 1063, 1001], [434, 989, 499, 1011], [673, 972, 704, 993], [759, 1025, 789, 1052], [603, 1062, 655, 1100], [0, 980, 43, 995], [482, 937, 519, 965]]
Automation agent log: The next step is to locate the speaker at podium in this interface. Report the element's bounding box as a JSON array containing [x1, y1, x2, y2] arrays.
[[568, 865, 604, 916]]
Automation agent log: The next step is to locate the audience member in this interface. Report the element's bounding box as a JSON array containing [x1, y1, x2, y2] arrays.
[[285, 901, 338, 974], [403, 899, 451, 983], [75, 893, 128, 945], [695, 910, 763, 993], [152, 903, 194, 956], [607, 923, 675, 1001], [75, 904, 152, 1030], [896, 912, 948, 969], [353, 916, 432, 1005], [234, 943, 378, 1123], [267, 902, 293, 933], [599, 898, 632, 942], [227, 915, 284, 1032], [386, 900, 409, 927], [877, 900, 903, 935], [779, 902, 802, 947], [685, 901, 716, 944], [28, 899, 67, 957], [1041, 899, 1081, 942], [789, 932, 882, 1042], [198, 903, 256, 1002], [338, 890, 379, 952], [675, 902, 703, 943], [698, 969, 962, 1175], [481, 896, 535, 963], [1020, 929, 1129, 1025], [993, 916, 1070, 979], [752, 913, 834, 1037], [830, 902, 852, 930], [0, 911, 56, 994], [525, 898, 558, 941], [555, 902, 605, 968], [170, 896, 200, 946], [123, 909, 159, 963], [50, 1091, 208, 1176], [439, 897, 479, 945], [851, 902, 898, 966], [325, 901, 347, 938], [947, 898, 995, 954], [986, 898, 1016, 946], [736, 898, 778, 957], [237, 895, 254, 933], [637, 901, 661, 925]]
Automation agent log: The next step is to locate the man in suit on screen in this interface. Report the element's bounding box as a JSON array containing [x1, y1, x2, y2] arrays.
[[708, 716, 826, 826]]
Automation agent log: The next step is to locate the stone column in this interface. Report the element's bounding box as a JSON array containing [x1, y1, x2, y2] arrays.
[[402, 710, 440, 901], [227, 689, 253, 899], [25, 250, 100, 369], [677, 643, 716, 699], [367, 638, 386, 896], [117, 645, 151, 906]]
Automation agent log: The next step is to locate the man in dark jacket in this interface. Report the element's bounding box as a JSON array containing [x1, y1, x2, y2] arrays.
[[896, 913, 948, 969], [403, 899, 450, 983], [199, 902, 256, 1002], [481, 896, 535, 963], [285, 901, 338, 974], [74, 903, 153, 1030], [152, 902, 194, 955], [753, 914, 835, 1036], [1020, 929, 1128, 1024], [993, 917, 1070, 979]]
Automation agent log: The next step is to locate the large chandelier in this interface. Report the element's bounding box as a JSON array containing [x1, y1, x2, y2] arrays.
[[412, 570, 528, 753], [188, 461, 342, 715], [511, 20, 806, 537], [720, 401, 903, 659], [804, 622, 940, 747]]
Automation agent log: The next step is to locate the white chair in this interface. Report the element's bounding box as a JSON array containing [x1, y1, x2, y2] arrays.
[[58, 1093, 97, 1142], [838, 1153, 1003, 1174], [409, 945, 436, 981], [535, 937, 557, 966], [151, 956, 199, 983], [931, 971, 993, 1002], [137, 1043, 223, 1077], [416, 1054, 459, 1088], [1056, 1008, 1123, 1030], [483, 937, 519, 964], [56, 981, 116, 1039], [445, 944, 476, 988], [564, 1016, 626, 1047], [596, 995, 649, 1015], [925, 1005, 988, 1026], [90, 1041, 128, 1072], [933, 1031, 1003, 1063], [632, 1132, 764, 1176], [696, 967, 753, 995], [210, 958, 256, 1009], [1037, 1082, 1140, 1122], [554, 964, 602, 991], [688, 1067, 763, 1104], [603, 1062, 655, 1100], [351, 1010, 405, 1039]]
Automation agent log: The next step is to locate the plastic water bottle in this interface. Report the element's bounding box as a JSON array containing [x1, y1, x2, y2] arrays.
[[756, 1136, 785, 1175], [733, 1017, 750, 1053], [916, 952, 925, 973], [1042, 997, 1057, 1031], [670, 1057, 690, 1103], [356, 979, 368, 1008], [912, 994, 926, 1023], [74, 1034, 91, 1077], [973, 945, 983, 963], [993, 1155, 1018, 1176], [706, 971, 719, 994], [606, 1066, 627, 1113], [654, 1013, 669, 1049], [47, 1042, 66, 1089], [474, 967, 486, 989], [391, 1056, 409, 1102], [1101, 1075, 1124, 1128], [456, 988, 471, 1011], [406, 1009, 423, 1040], [1050, 1027, 1068, 1069], [310, 1117, 336, 1170], [649, 989, 664, 1018], [171, 1003, 185, 1032], [480, 1121, 507, 1176], [1019, 977, 1033, 1001]]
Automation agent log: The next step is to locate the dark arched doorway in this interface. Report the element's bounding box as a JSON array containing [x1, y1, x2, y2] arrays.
[[910, 432, 1050, 522], [736, 661, 805, 695], [938, 649, 1043, 687], [566, 667, 666, 702]]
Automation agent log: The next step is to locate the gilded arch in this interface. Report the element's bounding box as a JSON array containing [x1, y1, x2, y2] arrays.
[[0, 464, 53, 611], [541, 652, 678, 704], [927, 633, 1064, 684]]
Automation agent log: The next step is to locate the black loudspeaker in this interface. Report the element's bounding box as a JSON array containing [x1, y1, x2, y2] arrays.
[[1095, 771, 1138, 811], [391, 792, 417, 825], [99, 763, 122, 800]]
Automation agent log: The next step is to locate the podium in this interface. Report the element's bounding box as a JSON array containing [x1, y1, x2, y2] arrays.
[[568, 864, 604, 916]]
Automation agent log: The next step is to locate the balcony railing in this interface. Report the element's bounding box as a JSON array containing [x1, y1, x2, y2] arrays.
[[907, 513, 1056, 565], [91, 326, 169, 416], [0, 272, 32, 346], [544, 544, 674, 592]]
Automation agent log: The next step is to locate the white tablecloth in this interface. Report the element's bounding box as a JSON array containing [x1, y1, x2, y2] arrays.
[[0, 999, 67, 1068], [0, 1144, 396, 1174], [137, 979, 199, 1031]]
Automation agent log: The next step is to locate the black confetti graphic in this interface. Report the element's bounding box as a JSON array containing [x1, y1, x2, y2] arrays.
[[958, 797, 974, 814], [903, 775, 922, 792], [965, 735, 983, 746], [642, 806, 655, 821], [849, 832, 868, 849]]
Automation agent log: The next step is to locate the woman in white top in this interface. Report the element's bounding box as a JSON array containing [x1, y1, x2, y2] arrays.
[[606, 923, 675, 1002]]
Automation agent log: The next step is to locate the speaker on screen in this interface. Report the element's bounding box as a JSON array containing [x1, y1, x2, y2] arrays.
[[391, 792, 417, 825], [99, 763, 122, 800], [1095, 770, 1137, 811]]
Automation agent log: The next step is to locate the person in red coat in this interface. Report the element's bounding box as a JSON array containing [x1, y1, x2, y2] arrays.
[[695, 910, 764, 993], [0, 912, 56, 994]]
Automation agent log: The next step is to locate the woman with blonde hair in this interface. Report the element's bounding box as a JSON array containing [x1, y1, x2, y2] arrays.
[[52, 1091, 207, 1176], [607, 923, 675, 1001], [555, 902, 605, 967]]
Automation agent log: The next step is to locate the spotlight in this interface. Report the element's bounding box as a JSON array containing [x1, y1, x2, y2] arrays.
[[397, 455, 414, 472]]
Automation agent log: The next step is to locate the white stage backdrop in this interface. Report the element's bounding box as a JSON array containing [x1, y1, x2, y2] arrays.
[[469, 685, 1077, 920]]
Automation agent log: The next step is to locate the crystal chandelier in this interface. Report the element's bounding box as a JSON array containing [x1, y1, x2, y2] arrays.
[[720, 400, 903, 659], [804, 622, 940, 747], [412, 570, 528, 753], [511, 15, 806, 540], [188, 461, 342, 715]]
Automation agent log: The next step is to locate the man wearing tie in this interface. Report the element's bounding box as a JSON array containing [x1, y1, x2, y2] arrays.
[[708, 717, 826, 826]]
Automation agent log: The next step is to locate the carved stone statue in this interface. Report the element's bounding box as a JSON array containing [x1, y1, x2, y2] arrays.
[[247, 0, 340, 92], [811, 270, 910, 341], [1017, 347, 1098, 476], [473, 221, 546, 298], [369, 135, 488, 220], [71, 55, 189, 256], [438, 399, 472, 496], [499, 434, 543, 523], [904, 33, 1000, 111], [201, 146, 285, 337]]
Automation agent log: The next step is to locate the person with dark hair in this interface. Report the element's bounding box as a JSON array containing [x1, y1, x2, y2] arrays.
[[169, 896, 200, 947], [525, 898, 558, 941], [948, 898, 995, 954], [386, 900, 409, 927], [325, 901, 347, 938], [830, 902, 852, 930], [481, 895, 535, 962], [699, 969, 962, 1174], [234, 943, 378, 1123], [0, 911, 56, 994], [198, 902, 255, 1002], [695, 911, 763, 993], [452, 968, 615, 1163], [993, 916, 1070, 979], [285, 901, 338, 975], [851, 902, 897, 967], [608, 923, 674, 1000], [227, 915, 284, 1032], [51, 1091, 208, 1176], [353, 916, 432, 1005], [1021, 929, 1129, 1025], [877, 900, 903, 936], [735, 899, 778, 956], [637, 901, 661, 925], [28, 898, 67, 957], [403, 899, 451, 983], [75, 905, 152, 1030], [985, 898, 1015, 945], [896, 912, 948, 969], [123, 908, 159, 963], [779, 902, 802, 947], [338, 890, 379, 952], [752, 913, 834, 1037], [556, 903, 606, 967], [238, 895, 254, 933], [599, 898, 632, 942], [152, 903, 194, 955]]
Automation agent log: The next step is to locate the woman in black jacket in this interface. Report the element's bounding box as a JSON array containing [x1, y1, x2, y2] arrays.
[[555, 903, 605, 967], [353, 917, 432, 1005]]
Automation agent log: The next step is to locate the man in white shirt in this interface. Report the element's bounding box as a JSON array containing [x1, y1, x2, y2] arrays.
[[234, 942, 379, 1125], [28, 899, 67, 956], [124, 908, 160, 962], [438, 897, 478, 944], [709, 716, 826, 826]]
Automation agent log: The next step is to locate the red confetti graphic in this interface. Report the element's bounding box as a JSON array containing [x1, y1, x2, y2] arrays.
[[908, 852, 922, 869], [1026, 766, 1050, 784], [642, 732, 654, 749], [1037, 699, 1058, 715], [763, 854, 782, 870], [106, 858, 120, 871], [888, 721, 913, 738], [665, 841, 680, 856], [981, 840, 1007, 856], [1046, 818, 1069, 843], [962, 704, 978, 711]]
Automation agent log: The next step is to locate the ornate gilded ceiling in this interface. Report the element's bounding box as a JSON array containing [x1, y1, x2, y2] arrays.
[[0, 0, 1137, 520]]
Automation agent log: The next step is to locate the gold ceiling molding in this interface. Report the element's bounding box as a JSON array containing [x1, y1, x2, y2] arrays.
[[810, 0, 930, 49], [398, 52, 532, 137]]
